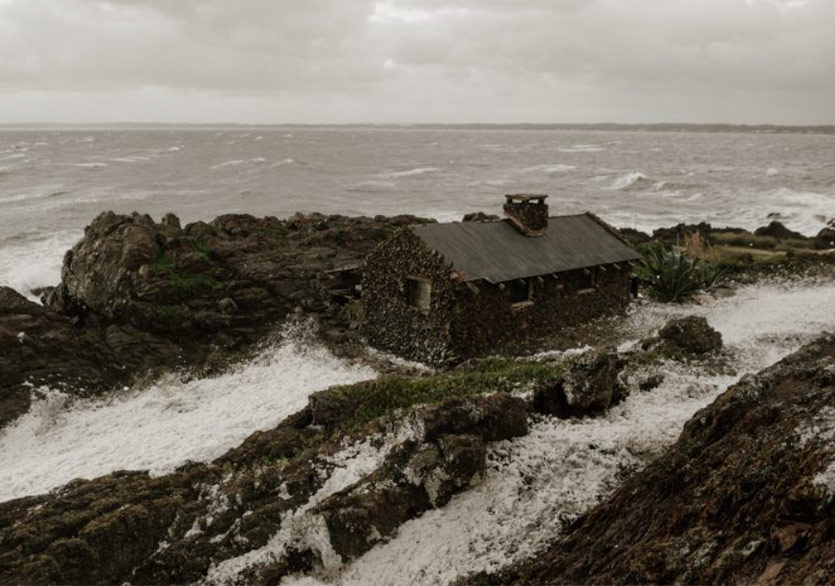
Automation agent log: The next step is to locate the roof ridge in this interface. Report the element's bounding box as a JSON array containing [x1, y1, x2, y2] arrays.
[[583, 211, 635, 247]]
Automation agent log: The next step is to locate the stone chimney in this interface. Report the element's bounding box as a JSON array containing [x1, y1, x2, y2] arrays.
[[503, 194, 549, 236]]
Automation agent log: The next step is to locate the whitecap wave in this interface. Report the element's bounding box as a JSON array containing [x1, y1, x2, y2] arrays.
[[608, 171, 648, 190], [0, 230, 80, 299], [521, 164, 576, 174], [381, 167, 440, 178], [210, 158, 270, 171], [72, 162, 108, 169], [559, 144, 605, 153]]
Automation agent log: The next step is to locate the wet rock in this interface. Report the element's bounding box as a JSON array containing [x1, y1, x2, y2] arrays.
[[468, 334, 835, 586], [308, 389, 358, 428], [1, 210, 428, 429], [816, 225, 835, 247], [318, 433, 486, 561], [0, 391, 527, 586], [0, 286, 131, 427], [754, 220, 806, 241], [657, 315, 723, 356], [421, 392, 528, 441], [638, 373, 665, 392], [217, 297, 238, 314], [462, 212, 500, 222], [532, 350, 624, 418]]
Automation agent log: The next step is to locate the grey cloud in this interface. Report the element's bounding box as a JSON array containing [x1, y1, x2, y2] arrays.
[[0, 0, 832, 122]]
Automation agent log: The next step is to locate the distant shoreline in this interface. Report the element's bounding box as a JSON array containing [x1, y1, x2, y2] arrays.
[[0, 122, 833, 134]]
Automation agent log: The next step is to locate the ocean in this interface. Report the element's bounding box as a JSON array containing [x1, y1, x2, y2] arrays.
[[0, 126, 833, 296]]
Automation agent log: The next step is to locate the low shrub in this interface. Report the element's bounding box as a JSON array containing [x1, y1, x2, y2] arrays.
[[328, 358, 564, 431], [637, 242, 726, 302]]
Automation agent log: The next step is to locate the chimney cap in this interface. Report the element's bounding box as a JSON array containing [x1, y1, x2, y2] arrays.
[[505, 194, 548, 203]]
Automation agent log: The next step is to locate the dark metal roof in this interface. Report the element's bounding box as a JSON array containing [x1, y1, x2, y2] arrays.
[[411, 213, 641, 284]]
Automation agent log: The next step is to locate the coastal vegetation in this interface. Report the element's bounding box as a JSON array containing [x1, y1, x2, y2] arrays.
[[636, 241, 726, 302]]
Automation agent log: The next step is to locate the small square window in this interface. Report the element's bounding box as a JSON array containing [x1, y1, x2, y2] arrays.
[[407, 277, 432, 309], [507, 279, 533, 305]]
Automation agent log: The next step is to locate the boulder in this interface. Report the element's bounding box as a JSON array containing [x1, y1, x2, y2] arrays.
[[657, 315, 723, 356], [462, 212, 501, 222], [816, 225, 835, 247], [317, 433, 486, 561], [754, 220, 806, 241], [532, 350, 624, 418]]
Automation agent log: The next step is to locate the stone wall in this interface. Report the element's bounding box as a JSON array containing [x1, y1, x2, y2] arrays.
[[450, 265, 632, 357], [361, 230, 459, 364], [503, 198, 549, 234], [363, 229, 633, 363]]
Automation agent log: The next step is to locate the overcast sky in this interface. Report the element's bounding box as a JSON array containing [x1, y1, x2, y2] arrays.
[[0, 0, 832, 124]]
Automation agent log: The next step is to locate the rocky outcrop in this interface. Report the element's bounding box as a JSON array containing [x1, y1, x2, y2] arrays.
[[0, 286, 171, 428], [532, 350, 625, 418], [654, 315, 723, 356], [464, 334, 835, 586], [0, 392, 527, 585], [754, 220, 807, 241], [462, 212, 500, 223], [817, 221, 835, 246], [53, 211, 425, 342], [1, 211, 427, 429]]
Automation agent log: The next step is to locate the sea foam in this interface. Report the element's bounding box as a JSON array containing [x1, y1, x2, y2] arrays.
[[0, 322, 376, 501]]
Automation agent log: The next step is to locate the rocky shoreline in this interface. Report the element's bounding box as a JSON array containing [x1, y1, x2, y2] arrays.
[[0, 211, 428, 427], [2, 210, 833, 429], [1, 210, 835, 585], [0, 309, 729, 585]]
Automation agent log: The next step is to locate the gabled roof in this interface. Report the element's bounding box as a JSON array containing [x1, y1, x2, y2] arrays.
[[410, 213, 641, 284]]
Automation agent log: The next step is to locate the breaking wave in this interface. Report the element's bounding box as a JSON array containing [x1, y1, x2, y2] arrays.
[[380, 167, 440, 178], [559, 144, 605, 153], [521, 164, 576, 174], [608, 171, 648, 190]]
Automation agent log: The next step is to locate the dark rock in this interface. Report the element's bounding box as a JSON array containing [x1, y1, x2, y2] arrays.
[[651, 222, 748, 244], [473, 334, 835, 586], [638, 373, 665, 392], [462, 212, 501, 222], [657, 315, 723, 356], [816, 226, 835, 246], [754, 220, 806, 241], [318, 433, 486, 562], [308, 389, 358, 428], [0, 392, 528, 585], [421, 393, 528, 441], [160, 212, 181, 230], [619, 227, 652, 246], [217, 297, 238, 314], [1, 210, 429, 429], [0, 286, 133, 428], [532, 350, 624, 418]]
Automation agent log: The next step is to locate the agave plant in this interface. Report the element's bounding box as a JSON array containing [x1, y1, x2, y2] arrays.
[[636, 242, 726, 302]]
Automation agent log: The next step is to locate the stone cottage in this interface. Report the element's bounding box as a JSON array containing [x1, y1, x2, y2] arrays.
[[362, 195, 642, 363]]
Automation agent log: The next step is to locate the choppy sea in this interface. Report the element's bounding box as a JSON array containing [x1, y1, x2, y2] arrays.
[[0, 126, 833, 295]]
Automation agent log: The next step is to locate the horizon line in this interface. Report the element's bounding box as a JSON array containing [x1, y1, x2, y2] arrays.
[[0, 121, 833, 132]]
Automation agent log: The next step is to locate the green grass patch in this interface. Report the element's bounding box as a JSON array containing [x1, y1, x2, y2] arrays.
[[710, 232, 779, 250], [329, 357, 565, 431], [166, 273, 223, 301], [180, 235, 215, 258]]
